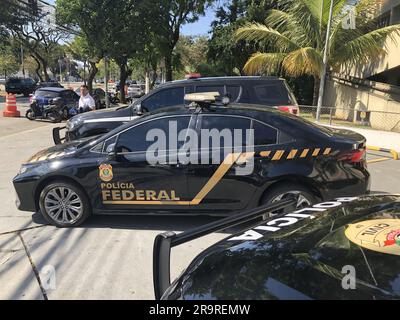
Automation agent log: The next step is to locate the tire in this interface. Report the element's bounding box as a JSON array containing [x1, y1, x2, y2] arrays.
[[25, 109, 36, 120], [62, 107, 69, 120], [39, 181, 92, 227], [260, 183, 317, 214], [48, 112, 62, 123]]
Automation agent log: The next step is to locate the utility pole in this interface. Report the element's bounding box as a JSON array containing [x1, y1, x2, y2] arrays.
[[58, 58, 62, 82], [104, 56, 110, 108], [21, 45, 25, 77], [316, 0, 334, 122]]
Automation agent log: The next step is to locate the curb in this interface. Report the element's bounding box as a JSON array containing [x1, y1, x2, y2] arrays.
[[367, 146, 399, 160]]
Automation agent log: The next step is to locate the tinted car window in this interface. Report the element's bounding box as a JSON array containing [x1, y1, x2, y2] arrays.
[[253, 121, 277, 146], [22, 78, 35, 85], [225, 85, 241, 102], [250, 82, 294, 105], [141, 87, 184, 112], [200, 115, 251, 147], [7, 78, 20, 84], [116, 116, 191, 153], [196, 86, 224, 96], [34, 90, 60, 98]]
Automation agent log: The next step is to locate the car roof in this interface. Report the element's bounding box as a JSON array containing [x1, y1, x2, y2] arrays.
[[35, 87, 69, 92], [156, 76, 284, 88]]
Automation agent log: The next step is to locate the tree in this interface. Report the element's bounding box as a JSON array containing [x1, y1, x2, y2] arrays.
[[157, 0, 211, 81], [208, 0, 277, 76], [68, 35, 101, 88], [56, 0, 157, 102], [173, 35, 209, 78], [10, 8, 69, 81], [56, 0, 109, 90], [0, 45, 20, 77], [236, 0, 400, 104]]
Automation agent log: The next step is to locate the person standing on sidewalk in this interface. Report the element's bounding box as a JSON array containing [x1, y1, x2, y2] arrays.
[[79, 85, 96, 113]]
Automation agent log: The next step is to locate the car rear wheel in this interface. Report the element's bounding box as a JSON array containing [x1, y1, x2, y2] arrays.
[[39, 181, 91, 227], [260, 183, 317, 215]]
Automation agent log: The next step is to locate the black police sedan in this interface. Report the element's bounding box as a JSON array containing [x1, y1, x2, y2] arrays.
[[13, 94, 370, 227], [52, 76, 299, 144], [154, 195, 400, 300]]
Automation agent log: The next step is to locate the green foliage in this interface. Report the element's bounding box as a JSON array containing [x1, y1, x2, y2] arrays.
[[207, 0, 278, 76], [236, 0, 400, 78], [0, 45, 20, 76]]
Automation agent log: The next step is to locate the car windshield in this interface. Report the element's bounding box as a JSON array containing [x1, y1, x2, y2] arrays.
[[35, 90, 60, 98]]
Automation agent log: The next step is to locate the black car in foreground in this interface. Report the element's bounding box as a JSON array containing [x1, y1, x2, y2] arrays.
[[13, 94, 369, 227], [154, 195, 400, 300], [52, 76, 299, 144]]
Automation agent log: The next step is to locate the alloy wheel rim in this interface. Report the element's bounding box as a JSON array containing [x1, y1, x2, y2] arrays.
[[44, 187, 83, 224], [271, 191, 311, 209]]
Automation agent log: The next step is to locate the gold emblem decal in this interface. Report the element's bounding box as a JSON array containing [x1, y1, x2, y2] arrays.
[[345, 219, 400, 256], [99, 164, 113, 182]]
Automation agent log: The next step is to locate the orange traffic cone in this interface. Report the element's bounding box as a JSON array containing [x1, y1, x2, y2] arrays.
[[3, 93, 21, 117]]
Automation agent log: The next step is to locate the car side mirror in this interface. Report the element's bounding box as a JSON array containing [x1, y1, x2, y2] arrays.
[[106, 143, 117, 161], [135, 103, 143, 116], [107, 150, 117, 161]]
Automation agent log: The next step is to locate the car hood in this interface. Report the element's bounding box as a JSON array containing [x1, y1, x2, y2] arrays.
[[165, 195, 400, 300], [71, 105, 131, 122], [25, 138, 94, 164]]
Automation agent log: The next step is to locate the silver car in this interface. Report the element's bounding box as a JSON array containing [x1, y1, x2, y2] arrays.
[[127, 84, 145, 98]]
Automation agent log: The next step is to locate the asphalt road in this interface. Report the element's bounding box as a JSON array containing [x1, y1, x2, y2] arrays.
[[0, 116, 399, 299]]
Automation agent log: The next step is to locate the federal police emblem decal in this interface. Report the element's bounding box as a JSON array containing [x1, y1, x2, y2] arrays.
[[99, 164, 113, 182]]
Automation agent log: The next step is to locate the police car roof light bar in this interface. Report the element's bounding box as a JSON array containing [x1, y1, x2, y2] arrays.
[[153, 197, 296, 300]]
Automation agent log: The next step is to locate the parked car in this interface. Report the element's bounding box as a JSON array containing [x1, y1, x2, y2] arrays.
[[5, 77, 37, 96], [154, 194, 400, 300], [127, 84, 145, 99], [32, 87, 80, 119], [14, 93, 369, 227], [53, 76, 300, 144]]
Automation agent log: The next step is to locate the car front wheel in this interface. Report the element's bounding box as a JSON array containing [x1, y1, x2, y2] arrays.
[[39, 181, 91, 227]]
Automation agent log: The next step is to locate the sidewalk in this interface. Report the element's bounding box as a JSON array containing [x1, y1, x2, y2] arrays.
[[321, 124, 400, 153]]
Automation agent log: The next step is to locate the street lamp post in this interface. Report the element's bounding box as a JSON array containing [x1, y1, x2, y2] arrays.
[[316, 0, 334, 122], [104, 56, 110, 108]]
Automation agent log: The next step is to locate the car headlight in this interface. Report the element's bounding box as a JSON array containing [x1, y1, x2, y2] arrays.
[[66, 118, 82, 131], [19, 163, 41, 175]]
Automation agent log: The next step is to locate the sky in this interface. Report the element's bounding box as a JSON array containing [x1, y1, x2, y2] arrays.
[[181, 7, 216, 36]]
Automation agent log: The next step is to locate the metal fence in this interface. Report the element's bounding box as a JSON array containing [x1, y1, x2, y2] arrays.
[[299, 105, 400, 133]]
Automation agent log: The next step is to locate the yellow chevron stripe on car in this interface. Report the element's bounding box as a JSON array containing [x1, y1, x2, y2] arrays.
[[287, 149, 298, 159], [312, 148, 320, 157], [272, 150, 285, 161]]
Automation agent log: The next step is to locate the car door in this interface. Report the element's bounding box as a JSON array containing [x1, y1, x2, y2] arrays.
[[97, 114, 195, 213], [185, 114, 257, 212]]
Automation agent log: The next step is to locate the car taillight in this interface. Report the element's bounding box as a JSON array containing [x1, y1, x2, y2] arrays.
[[277, 105, 299, 115], [29, 94, 34, 103], [337, 149, 366, 163]]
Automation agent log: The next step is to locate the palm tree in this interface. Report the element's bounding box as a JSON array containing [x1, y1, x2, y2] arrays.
[[235, 0, 400, 104]]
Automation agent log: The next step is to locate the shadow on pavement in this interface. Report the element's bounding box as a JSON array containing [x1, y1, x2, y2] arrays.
[[32, 211, 243, 234]]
